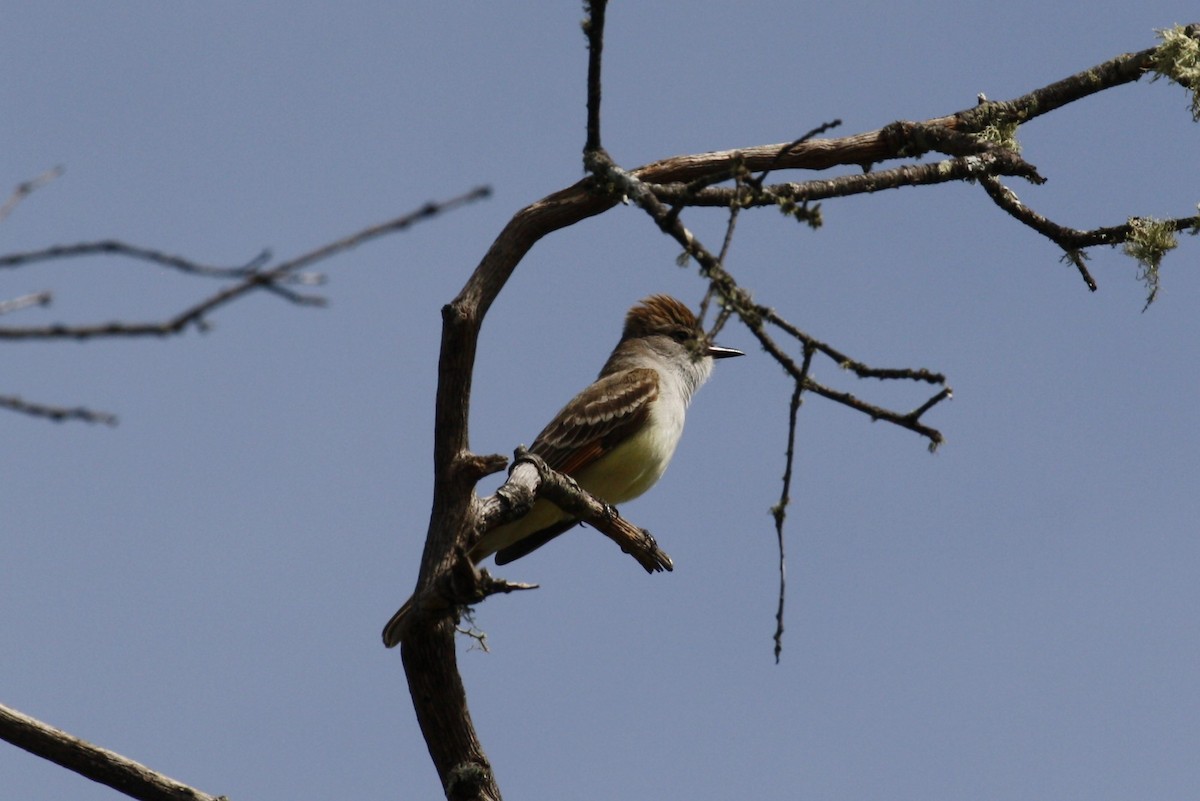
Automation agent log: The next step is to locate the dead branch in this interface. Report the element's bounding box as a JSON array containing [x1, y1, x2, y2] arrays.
[[0, 240, 276, 279], [0, 291, 52, 316], [0, 186, 491, 342], [0, 702, 225, 801], [0, 166, 62, 224], [0, 394, 118, 426], [504, 448, 674, 573], [1, 186, 490, 426], [386, 445, 671, 648], [770, 351, 813, 664]]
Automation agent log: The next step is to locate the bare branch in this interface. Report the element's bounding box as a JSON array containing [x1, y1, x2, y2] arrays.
[[265, 187, 492, 277], [751, 120, 844, 188], [0, 166, 63, 224], [955, 29, 1194, 129], [0, 241, 275, 279], [0, 702, 225, 801], [0, 291, 52, 316], [980, 175, 1200, 293], [1, 187, 491, 428], [506, 448, 674, 573], [770, 346, 814, 664], [802, 378, 949, 450], [0, 186, 491, 342], [0, 394, 118, 426], [590, 149, 952, 447], [653, 150, 1043, 210], [762, 309, 946, 384], [582, 0, 608, 154], [399, 443, 674, 640], [585, 138, 957, 663], [623, 28, 1198, 189]]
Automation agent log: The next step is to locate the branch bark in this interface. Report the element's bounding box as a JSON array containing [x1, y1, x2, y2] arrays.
[[0, 702, 224, 801]]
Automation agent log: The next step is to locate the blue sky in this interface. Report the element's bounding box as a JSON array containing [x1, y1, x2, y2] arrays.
[[4, 3, 1198, 800]]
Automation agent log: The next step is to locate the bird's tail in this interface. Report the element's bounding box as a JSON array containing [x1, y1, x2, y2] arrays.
[[381, 596, 414, 648]]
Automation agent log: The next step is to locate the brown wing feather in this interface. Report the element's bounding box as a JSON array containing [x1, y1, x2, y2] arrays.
[[488, 368, 659, 566], [493, 518, 580, 564], [529, 367, 659, 476]]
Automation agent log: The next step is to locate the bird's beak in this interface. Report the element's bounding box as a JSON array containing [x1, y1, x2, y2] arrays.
[[707, 343, 744, 359]]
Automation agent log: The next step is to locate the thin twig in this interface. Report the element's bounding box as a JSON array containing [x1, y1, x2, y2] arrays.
[[751, 120, 843, 189], [586, 147, 956, 658], [803, 378, 948, 450], [763, 308, 946, 385], [0, 166, 63, 224], [0, 291, 52, 316], [0, 241, 277, 279], [582, 0, 608, 154], [981, 175, 1200, 292], [771, 344, 814, 663], [0, 186, 491, 342], [0, 395, 118, 426], [589, 150, 950, 446]]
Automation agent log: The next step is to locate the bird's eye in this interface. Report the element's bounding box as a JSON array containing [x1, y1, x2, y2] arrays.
[[669, 328, 691, 343]]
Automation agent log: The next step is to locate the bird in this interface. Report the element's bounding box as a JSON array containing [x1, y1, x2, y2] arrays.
[[382, 294, 742, 647]]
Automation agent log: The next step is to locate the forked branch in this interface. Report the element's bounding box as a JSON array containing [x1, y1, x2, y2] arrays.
[[0, 186, 491, 342], [2, 185, 490, 425]]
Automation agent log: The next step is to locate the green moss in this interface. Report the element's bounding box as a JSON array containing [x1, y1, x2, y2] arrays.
[[977, 118, 1022, 153], [1150, 25, 1200, 121], [1123, 216, 1178, 308]]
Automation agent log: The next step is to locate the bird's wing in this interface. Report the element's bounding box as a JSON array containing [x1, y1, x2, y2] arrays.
[[493, 518, 580, 565], [529, 366, 659, 475], [490, 368, 659, 566]]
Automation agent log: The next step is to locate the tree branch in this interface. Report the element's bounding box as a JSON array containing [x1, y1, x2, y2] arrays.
[[651, 149, 1043, 208], [0, 394, 118, 426], [504, 448, 674, 573], [0, 702, 225, 801], [582, 0, 607, 154], [770, 348, 814, 664], [0, 186, 492, 342], [588, 149, 953, 449], [386, 441, 674, 649], [0, 240, 275, 278], [0, 166, 63, 224], [980, 174, 1200, 294], [2, 186, 491, 427], [0, 291, 52, 316]]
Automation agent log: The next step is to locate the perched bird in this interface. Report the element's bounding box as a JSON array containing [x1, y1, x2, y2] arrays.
[[382, 294, 741, 647]]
